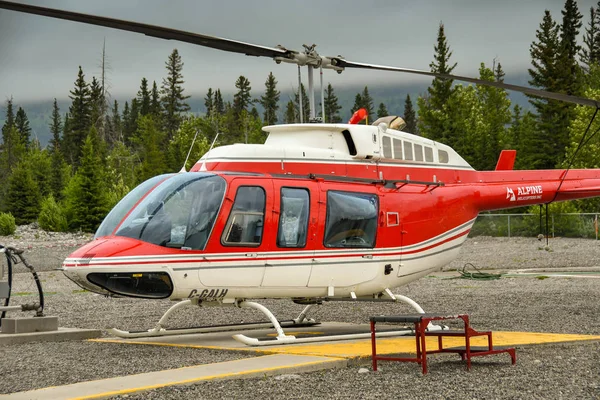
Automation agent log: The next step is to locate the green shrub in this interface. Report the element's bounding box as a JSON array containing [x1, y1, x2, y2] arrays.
[[0, 213, 16, 236], [38, 195, 68, 232]]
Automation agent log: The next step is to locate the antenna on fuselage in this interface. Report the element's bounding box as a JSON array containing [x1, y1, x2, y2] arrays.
[[198, 131, 221, 172], [179, 128, 200, 173]]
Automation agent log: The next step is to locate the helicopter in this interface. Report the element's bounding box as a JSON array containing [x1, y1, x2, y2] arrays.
[[2, 1, 600, 346]]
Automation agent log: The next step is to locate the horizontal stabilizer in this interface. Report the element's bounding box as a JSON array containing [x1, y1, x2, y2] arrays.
[[495, 150, 516, 171]]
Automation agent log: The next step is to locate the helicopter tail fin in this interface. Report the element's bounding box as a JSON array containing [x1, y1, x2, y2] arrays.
[[495, 150, 516, 171]]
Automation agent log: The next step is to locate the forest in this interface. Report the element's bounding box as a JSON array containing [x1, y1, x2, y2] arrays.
[[1, 0, 599, 234]]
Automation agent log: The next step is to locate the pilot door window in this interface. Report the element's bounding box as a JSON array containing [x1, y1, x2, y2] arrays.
[[277, 188, 310, 248], [222, 186, 266, 246], [324, 191, 378, 248]]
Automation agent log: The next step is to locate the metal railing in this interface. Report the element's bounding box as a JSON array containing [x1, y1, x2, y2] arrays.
[[471, 213, 600, 239]]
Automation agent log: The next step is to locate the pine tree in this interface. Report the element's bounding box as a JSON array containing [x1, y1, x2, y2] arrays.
[[1, 97, 15, 141], [137, 77, 151, 116], [428, 23, 457, 109], [26, 142, 52, 198], [204, 88, 214, 119], [48, 99, 68, 199], [350, 93, 363, 116], [361, 87, 374, 122], [14, 107, 31, 147], [0, 125, 25, 175], [376, 103, 388, 119], [161, 49, 190, 140], [284, 100, 296, 123], [64, 66, 91, 165], [403, 94, 418, 134], [109, 100, 121, 142], [89, 76, 103, 130], [418, 22, 458, 143], [323, 83, 342, 123], [214, 89, 225, 115], [64, 129, 108, 232], [528, 9, 573, 168], [293, 84, 310, 123], [233, 75, 252, 118], [260, 72, 280, 125], [581, 5, 600, 68], [133, 115, 168, 183], [5, 161, 40, 224], [121, 101, 130, 142], [150, 81, 161, 117]]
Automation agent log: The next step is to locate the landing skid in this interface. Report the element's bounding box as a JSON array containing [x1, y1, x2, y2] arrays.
[[232, 293, 442, 346], [108, 290, 442, 345], [108, 299, 319, 339]]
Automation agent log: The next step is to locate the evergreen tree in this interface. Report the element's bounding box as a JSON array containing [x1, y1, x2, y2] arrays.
[[5, 161, 40, 224], [64, 66, 91, 165], [64, 129, 108, 232], [167, 117, 211, 172], [361, 87, 374, 122], [0, 125, 25, 176], [233, 75, 252, 118], [528, 10, 571, 168], [161, 49, 190, 140], [350, 93, 363, 116], [137, 77, 151, 116], [418, 22, 457, 143], [48, 99, 68, 199], [150, 81, 161, 116], [26, 142, 52, 198], [403, 94, 418, 134], [109, 100, 121, 142], [14, 107, 31, 147], [89, 76, 104, 130], [323, 83, 342, 123], [293, 84, 310, 123], [1, 97, 15, 141], [121, 101, 130, 142], [214, 89, 225, 115], [259, 72, 280, 125], [204, 88, 214, 119], [581, 5, 600, 68], [376, 102, 388, 119], [49, 99, 62, 152], [284, 100, 296, 123], [133, 115, 168, 183]]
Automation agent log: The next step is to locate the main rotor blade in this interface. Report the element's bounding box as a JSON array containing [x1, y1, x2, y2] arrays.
[[0, 0, 290, 59], [337, 60, 600, 108]]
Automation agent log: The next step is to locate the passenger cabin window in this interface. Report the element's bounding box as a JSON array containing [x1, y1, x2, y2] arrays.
[[382, 136, 392, 158], [393, 139, 403, 160], [222, 186, 265, 246], [277, 188, 309, 248], [324, 191, 378, 248], [424, 147, 434, 162], [438, 150, 449, 163], [404, 141, 413, 161], [414, 144, 424, 162]]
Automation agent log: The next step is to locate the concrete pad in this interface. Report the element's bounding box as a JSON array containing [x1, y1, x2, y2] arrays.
[[1, 316, 59, 333], [0, 327, 102, 345], [1, 354, 347, 400]]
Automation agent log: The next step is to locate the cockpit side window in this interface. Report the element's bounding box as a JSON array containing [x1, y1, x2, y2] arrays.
[[222, 186, 266, 246], [324, 191, 378, 248], [277, 187, 309, 248]]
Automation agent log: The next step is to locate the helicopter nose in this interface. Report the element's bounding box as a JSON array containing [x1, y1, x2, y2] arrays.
[[62, 237, 174, 299]]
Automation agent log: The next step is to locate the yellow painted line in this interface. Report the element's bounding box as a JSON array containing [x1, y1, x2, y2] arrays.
[[90, 331, 600, 360], [261, 331, 600, 358], [69, 356, 344, 400]]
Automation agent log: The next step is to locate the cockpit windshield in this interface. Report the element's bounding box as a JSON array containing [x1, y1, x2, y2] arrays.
[[106, 173, 226, 250]]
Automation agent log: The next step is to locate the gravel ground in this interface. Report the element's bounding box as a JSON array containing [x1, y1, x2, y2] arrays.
[[1, 234, 600, 399]]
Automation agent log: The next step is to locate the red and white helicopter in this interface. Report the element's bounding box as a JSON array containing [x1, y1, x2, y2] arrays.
[[3, 1, 600, 346]]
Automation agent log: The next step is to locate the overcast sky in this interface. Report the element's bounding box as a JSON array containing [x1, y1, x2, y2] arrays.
[[0, 0, 597, 104]]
